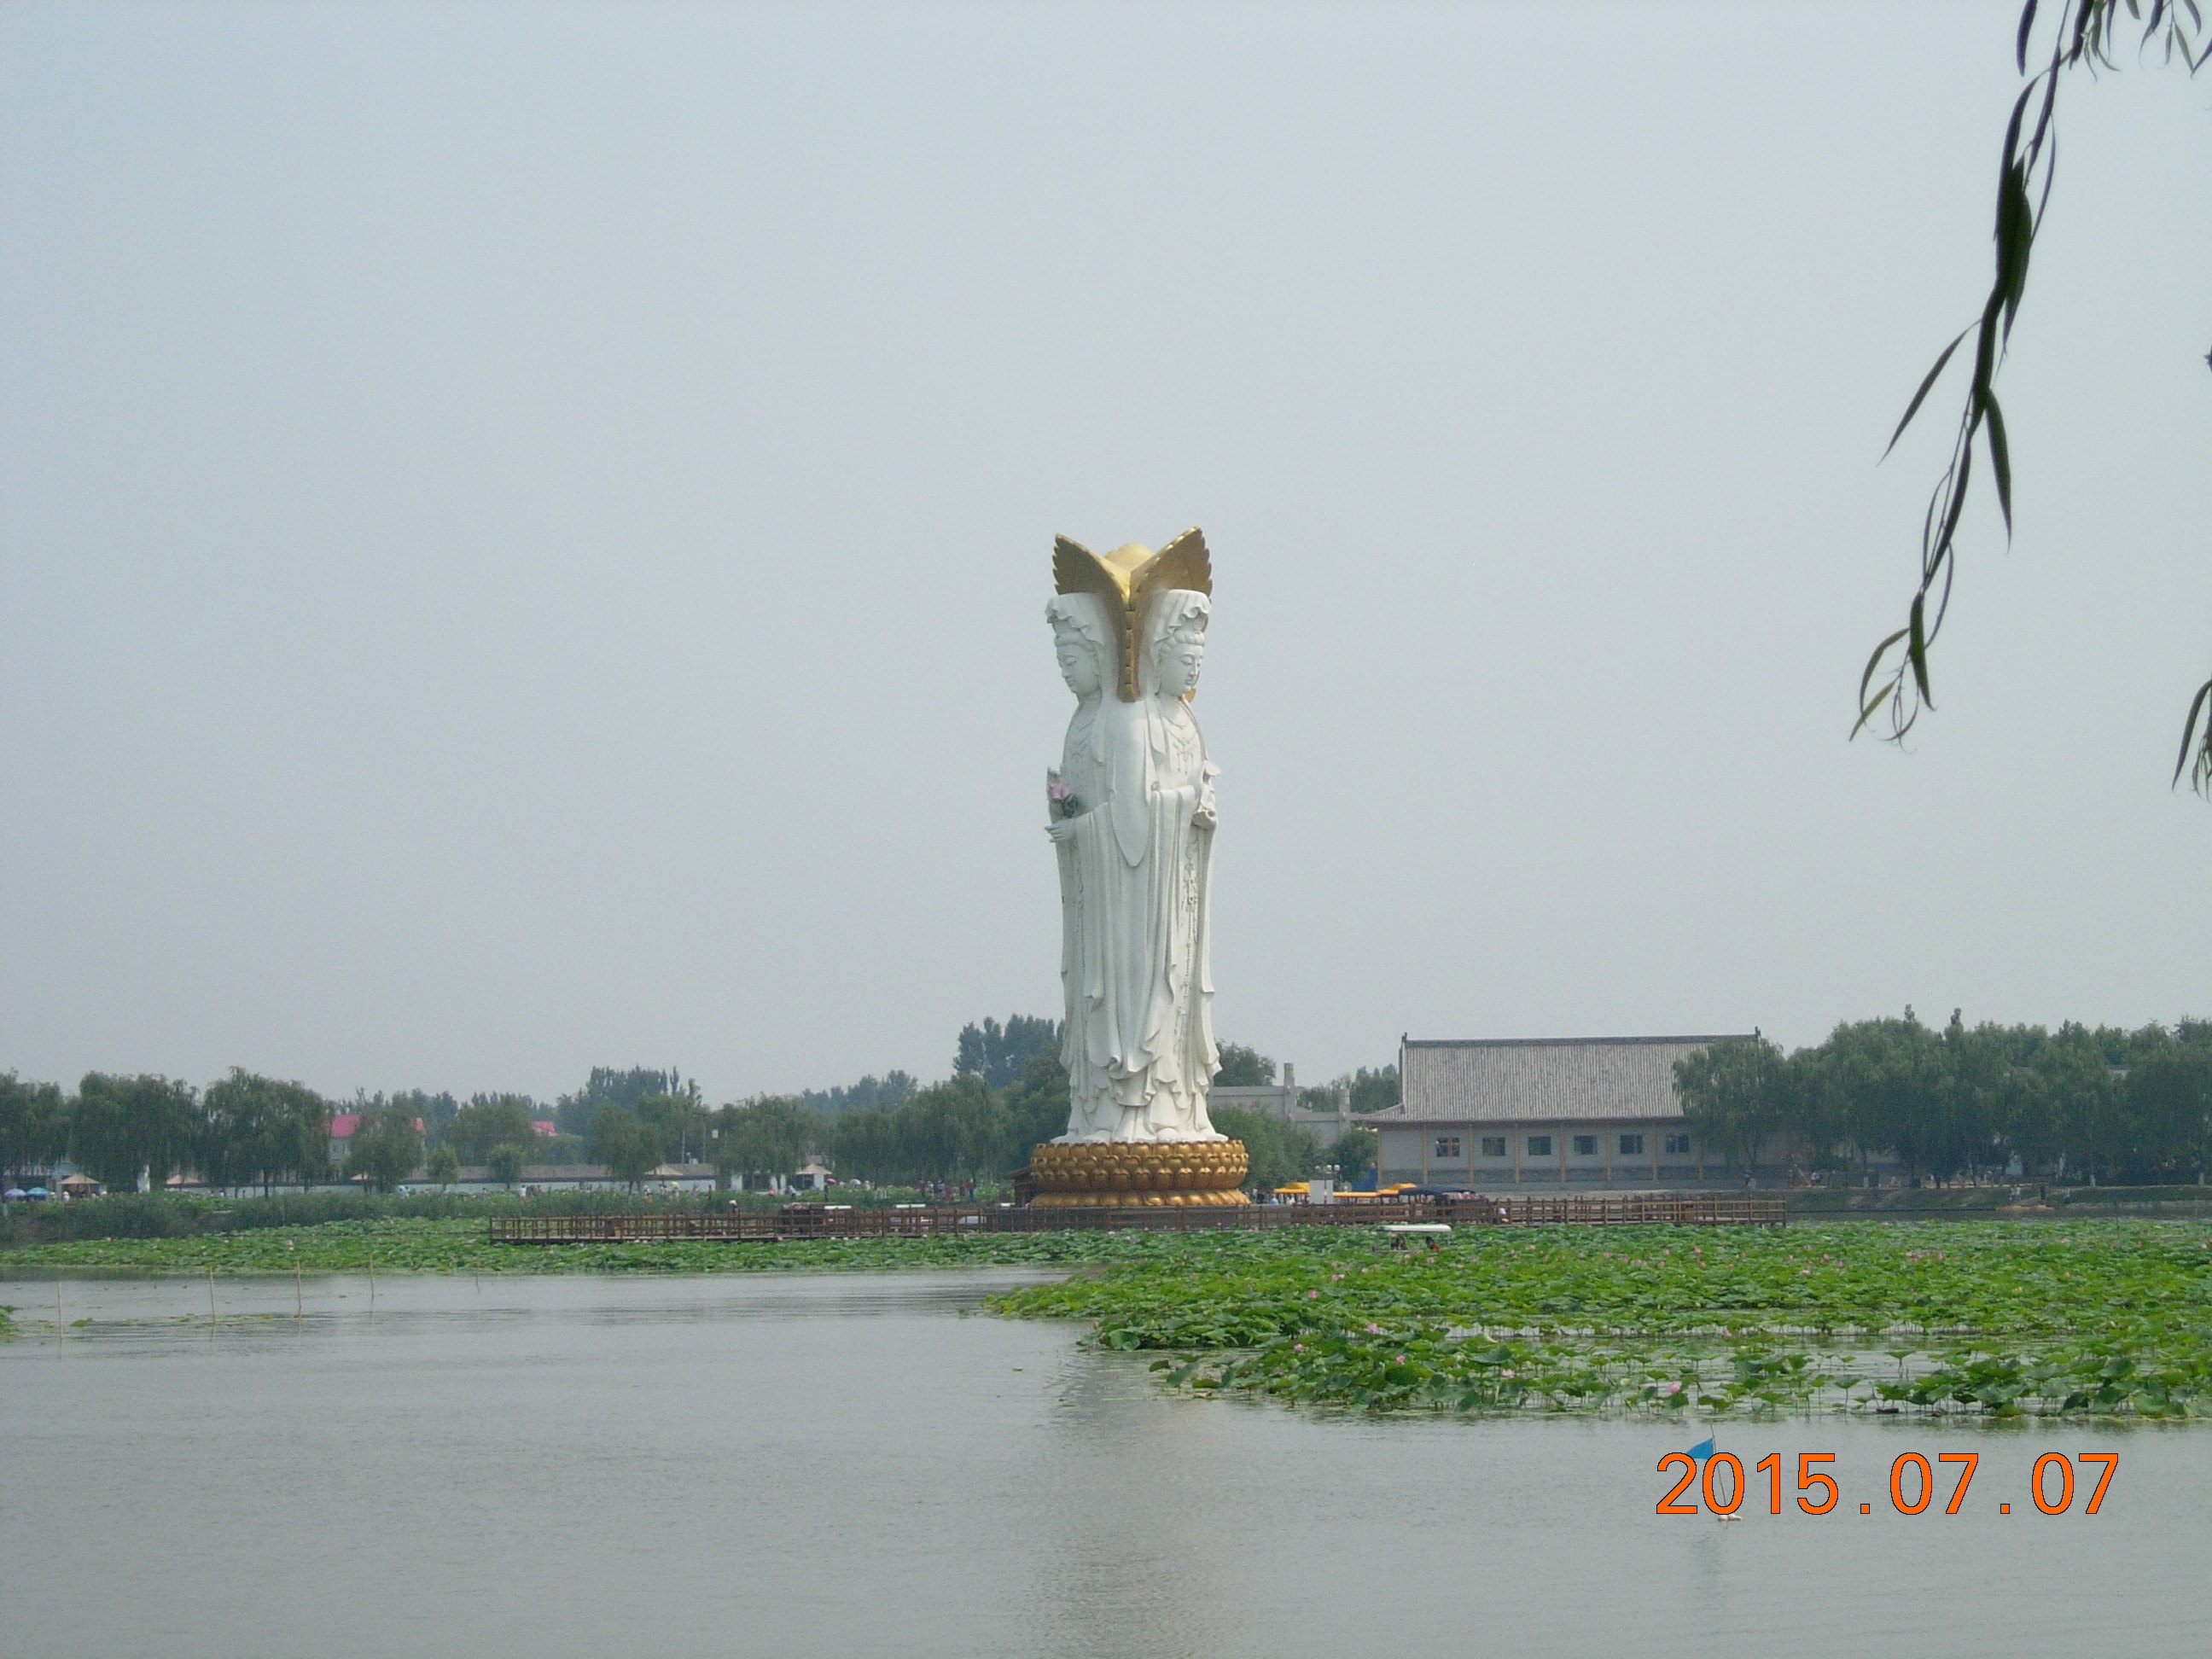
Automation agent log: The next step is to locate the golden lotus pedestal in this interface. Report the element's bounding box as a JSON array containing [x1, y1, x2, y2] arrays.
[[1026, 1140, 1251, 1208]]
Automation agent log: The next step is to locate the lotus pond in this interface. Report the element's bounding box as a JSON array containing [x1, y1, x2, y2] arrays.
[[13, 1216, 2212, 1419], [0, 1216, 1161, 1277], [993, 1220, 2212, 1420]]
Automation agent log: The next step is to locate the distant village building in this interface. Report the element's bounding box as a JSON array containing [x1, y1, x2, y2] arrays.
[[1370, 1035, 1749, 1188]]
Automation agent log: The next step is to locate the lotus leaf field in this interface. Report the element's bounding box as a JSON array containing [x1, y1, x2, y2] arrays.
[[991, 1220, 2212, 1420], [11, 1218, 2212, 1419], [0, 1217, 1155, 1278]]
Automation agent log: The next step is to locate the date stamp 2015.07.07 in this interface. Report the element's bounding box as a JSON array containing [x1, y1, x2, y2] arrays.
[[1656, 1451, 2117, 1518]]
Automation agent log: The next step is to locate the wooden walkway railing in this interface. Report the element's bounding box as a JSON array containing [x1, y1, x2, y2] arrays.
[[487, 1193, 1784, 1245]]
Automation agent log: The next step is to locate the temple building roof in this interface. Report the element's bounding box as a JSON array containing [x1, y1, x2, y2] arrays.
[[1380, 1034, 1751, 1124]]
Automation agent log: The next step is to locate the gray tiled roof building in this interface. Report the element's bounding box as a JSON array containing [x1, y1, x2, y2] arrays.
[[1367, 1034, 1751, 1188]]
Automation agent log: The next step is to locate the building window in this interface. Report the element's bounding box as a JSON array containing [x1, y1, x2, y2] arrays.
[[1572, 1134, 1597, 1156], [1664, 1133, 1691, 1155], [1619, 1133, 1644, 1156], [1433, 1136, 1461, 1160], [1480, 1136, 1507, 1158], [1526, 1135, 1551, 1157]]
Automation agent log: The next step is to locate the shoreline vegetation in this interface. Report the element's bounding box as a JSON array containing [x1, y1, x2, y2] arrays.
[[7, 1199, 2212, 1421], [0, 1214, 1139, 1278], [0, 1185, 1004, 1251], [6, 1178, 2209, 1258], [994, 1221, 2212, 1421]]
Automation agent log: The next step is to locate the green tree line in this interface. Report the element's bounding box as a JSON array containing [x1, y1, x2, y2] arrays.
[[1, 1069, 587, 1196], [1674, 1012, 2212, 1186], [0, 1068, 347, 1196], [0, 1024, 1405, 1199], [733, 1033, 1388, 1193]]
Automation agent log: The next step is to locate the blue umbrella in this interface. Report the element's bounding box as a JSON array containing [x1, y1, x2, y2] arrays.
[[1686, 1435, 1714, 1460]]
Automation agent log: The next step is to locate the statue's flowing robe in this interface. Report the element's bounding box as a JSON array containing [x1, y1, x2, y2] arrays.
[[1053, 689, 1220, 1142]]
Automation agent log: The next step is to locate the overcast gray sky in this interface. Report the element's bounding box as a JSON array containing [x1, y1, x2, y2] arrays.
[[3, 1, 2206, 1106]]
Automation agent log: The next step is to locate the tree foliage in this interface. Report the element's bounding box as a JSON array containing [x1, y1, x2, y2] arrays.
[[1209, 1106, 1321, 1192], [388, 1089, 459, 1142], [831, 1073, 1006, 1185], [536, 1132, 588, 1167], [200, 1069, 331, 1194], [1678, 1012, 2212, 1184], [953, 1016, 1060, 1091], [0, 1073, 69, 1185], [796, 1070, 917, 1118], [444, 1097, 538, 1164], [1859, 0, 2212, 788], [589, 1109, 664, 1189], [635, 1086, 709, 1163], [712, 1097, 824, 1188], [556, 1067, 681, 1138], [345, 1107, 423, 1193], [1327, 1125, 1379, 1184], [1342, 1065, 1400, 1115], [1295, 1068, 1400, 1116], [69, 1073, 199, 1191], [1001, 1049, 1073, 1156], [1213, 1044, 1277, 1087]]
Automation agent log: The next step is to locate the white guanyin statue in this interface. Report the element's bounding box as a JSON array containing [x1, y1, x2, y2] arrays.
[[1044, 530, 1224, 1144]]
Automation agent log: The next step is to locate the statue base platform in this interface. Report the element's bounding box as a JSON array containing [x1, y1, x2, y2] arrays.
[[1026, 1139, 1251, 1208]]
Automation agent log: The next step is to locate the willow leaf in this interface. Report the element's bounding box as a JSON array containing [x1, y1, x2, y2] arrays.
[[1883, 329, 1971, 459]]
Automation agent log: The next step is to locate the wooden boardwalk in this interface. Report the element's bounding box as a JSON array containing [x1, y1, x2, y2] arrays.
[[488, 1193, 1784, 1245]]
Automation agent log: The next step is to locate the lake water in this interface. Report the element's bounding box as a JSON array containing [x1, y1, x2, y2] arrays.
[[3, 1270, 2203, 1658]]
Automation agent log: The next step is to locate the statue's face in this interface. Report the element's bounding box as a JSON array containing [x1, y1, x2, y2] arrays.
[[1155, 628, 1205, 698], [1055, 629, 1102, 697]]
